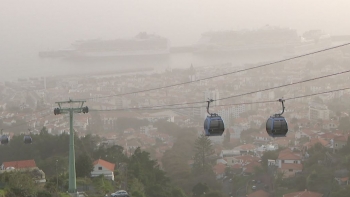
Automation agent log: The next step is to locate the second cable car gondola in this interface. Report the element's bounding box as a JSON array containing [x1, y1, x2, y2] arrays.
[[0, 129, 9, 145], [0, 135, 9, 145], [23, 135, 32, 144], [24, 129, 32, 144], [266, 98, 288, 137], [204, 99, 225, 136]]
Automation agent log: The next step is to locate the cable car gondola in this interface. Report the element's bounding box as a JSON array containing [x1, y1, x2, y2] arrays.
[[24, 135, 32, 144], [24, 129, 32, 144], [0, 135, 9, 145], [266, 98, 288, 137], [204, 99, 225, 136]]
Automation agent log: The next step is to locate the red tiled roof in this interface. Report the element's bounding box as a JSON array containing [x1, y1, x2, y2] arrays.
[[340, 177, 349, 182], [93, 159, 115, 171], [304, 137, 329, 148], [213, 163, 226, 175], [244, 161, 261, 173], [247, 190, 270, 197], [283, 190, 323, 197], [278, 149, 301, 160], [3, 159, 37, 169], [235, 155, 259, 163], [334, 135, 348, 142]]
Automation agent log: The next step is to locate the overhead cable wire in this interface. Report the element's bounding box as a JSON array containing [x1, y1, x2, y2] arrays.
[[90, 69, 350, 111], [89, 87, 350, 112], [2, 113, 51, 131], [216, 69, 350, 101], [85, 42, 350, 100], [4, 87, 349, 132]]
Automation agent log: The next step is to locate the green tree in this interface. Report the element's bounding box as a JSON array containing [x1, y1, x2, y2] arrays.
[[331, 186, 350, 197], [93, 175, 114, 195], [261, 150, 279, 169], [295, 176, 307, 191], [192, 182, 209, 197], [131, 190, 145, 197], [5, 171, 38, 197], [128, 147, 170, 197], [204, 190, 225, 197], [75, 154, 93, 178], [192, 135, 214, 175], [37, 190, 52, 197], [171, 187, 187, 197], [129, 178, 145, 196], [306, 165, 334, 193]]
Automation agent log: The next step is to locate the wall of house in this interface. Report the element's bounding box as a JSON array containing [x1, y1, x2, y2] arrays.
[[280, 168, 302, 178], [333, 140, 347, 152], [276, 159, 301, 168], [91, 164, 114, 181]]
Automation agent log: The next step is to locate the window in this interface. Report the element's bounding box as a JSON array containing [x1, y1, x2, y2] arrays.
[[98, 167, 102, 170], [289, 169, 293, 172], [282, 160, 285, 163], [294, 161, 298, 164], [336, 143, 338, 147]]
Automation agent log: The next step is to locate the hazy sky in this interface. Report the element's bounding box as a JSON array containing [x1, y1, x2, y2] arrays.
[[1, 0, 350, 55]]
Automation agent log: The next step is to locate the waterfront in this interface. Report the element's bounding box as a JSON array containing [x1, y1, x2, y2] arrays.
[[0, 50, 277, 82]]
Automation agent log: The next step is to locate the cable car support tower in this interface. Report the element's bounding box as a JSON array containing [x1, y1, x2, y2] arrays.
[[54, 99, 89, 194]]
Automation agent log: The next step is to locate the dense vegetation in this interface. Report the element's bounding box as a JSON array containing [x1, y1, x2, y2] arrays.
[[0, 126, 227, 197]]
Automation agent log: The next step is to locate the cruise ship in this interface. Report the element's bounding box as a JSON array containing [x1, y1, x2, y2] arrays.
[[39, 32, 170, 60], [192, 26, 332, 57]]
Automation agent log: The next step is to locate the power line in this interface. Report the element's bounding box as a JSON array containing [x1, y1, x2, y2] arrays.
[[90, 87, 350, 112], [90, 69, 350, 111], [86, 42, 350, 100]]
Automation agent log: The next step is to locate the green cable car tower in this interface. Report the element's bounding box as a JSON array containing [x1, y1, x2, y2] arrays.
[[54, 99, 89, 194]]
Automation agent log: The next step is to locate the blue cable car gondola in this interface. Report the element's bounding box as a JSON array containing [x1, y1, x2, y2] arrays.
[[24, 135, 32, 144], [24, 129, 33, 144], [0, 129, 8, 145], [0, 135, 9, 145], [204, 99, 225, 136], [266, 98, 288, 137]]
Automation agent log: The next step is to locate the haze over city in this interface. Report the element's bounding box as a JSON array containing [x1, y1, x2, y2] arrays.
[[1, 0, 350, 80], [1, 1, 350, 197]]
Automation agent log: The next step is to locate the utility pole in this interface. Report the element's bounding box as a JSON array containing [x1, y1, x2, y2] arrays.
[[54, 99, 89, 195]]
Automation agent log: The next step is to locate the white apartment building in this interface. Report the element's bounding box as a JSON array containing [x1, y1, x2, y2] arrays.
[[308, 102, 329, 121]]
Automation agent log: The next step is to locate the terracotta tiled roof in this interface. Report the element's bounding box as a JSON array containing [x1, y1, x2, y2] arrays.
[[244, 161, 261, 173], [278, 149, 301, 160], [304, 137, 329, 148], [283, 190, 323, 197], [319, 133, 336, 140], [235, 155, 259, 163], [3, 159, 37, 169], [340, 177, 349, 182], [247, 190, 270, 197], [334, 135, 348, 142], [213, 163, 226, 175], [93, 159, 115, 171]]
